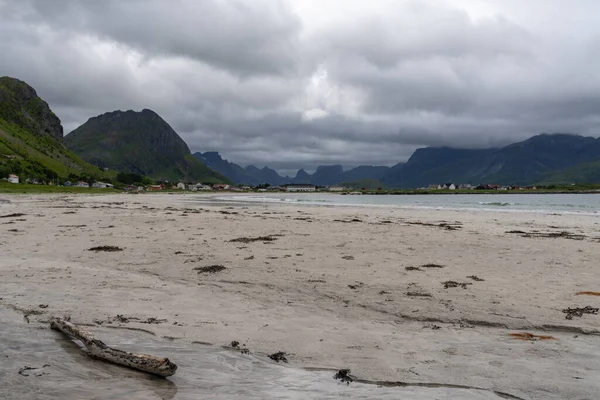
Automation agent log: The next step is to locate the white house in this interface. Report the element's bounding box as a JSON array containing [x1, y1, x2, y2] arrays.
[[285, 184, 316, 192], [8, 174, 19, 184], [189, 183, 212, 191], [92, 182, 113, 189], [328, 186, 346, 192], [76, 181, 90, 188], [438, 183, 456, 190], [176, 182, 186, 190]]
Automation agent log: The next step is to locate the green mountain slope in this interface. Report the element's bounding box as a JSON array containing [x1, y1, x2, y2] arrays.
[[0, 77, 106, 182], [65, 109, 229, 183], [538, 160, 600, 184]]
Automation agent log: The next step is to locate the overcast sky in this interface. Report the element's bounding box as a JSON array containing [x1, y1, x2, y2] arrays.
[[2, 0, 600, 174]]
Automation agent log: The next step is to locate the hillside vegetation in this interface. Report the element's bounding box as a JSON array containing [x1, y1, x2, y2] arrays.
[[0, 77, 108, 182]]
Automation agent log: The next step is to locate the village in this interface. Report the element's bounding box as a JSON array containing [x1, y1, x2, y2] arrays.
[[2, 173, 543, 192]]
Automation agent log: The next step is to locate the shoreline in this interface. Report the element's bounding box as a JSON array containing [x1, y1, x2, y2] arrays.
[[198, 192, 600, 217], [1, 193, 599, 399]]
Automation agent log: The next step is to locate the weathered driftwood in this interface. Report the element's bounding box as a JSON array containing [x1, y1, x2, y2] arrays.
[[50, 316, 177, 377]]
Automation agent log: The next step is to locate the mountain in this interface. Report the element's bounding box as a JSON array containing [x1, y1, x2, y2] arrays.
[[538, 160, 600, 184], [309, 165, 344, 186], [340, 165, 394, 182], [0, 76, 105, 181], [192, 152, 394, 186], [381, 134, 600, 188], [195, 151, 252, 183], [245, 165, 289, 186], [0, 77, 63, 140], [292, 169, 311, 183], [66, 110, 229, 183], [193, 151, 290, 185]]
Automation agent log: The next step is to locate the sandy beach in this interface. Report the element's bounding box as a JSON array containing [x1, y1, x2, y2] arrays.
[[1, 193, 600, 399]]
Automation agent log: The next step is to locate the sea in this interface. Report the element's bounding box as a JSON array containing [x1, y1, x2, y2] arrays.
[[208, 193, 600, 215]]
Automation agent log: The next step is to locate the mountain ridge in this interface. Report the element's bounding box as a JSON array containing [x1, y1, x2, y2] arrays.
[[193, 151, 393, 186], [381, 133, 600, 188], [195, 133, 600, 187], [65, 109, 230, 183]]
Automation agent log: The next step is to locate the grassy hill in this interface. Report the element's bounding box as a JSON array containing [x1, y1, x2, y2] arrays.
[[0, 77, 109, 183]]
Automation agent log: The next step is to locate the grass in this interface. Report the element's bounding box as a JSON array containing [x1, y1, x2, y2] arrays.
[[0, 181, 118, 194]]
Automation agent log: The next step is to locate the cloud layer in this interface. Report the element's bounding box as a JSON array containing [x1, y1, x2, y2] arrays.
[[1, 0, 599, 173]]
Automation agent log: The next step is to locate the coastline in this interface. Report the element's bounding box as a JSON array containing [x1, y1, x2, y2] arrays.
[[1, 193, 599, 399]]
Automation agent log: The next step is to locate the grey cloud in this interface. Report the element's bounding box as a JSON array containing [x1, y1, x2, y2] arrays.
[[20, 0, 302, 77], [1, 0, 599, 174]]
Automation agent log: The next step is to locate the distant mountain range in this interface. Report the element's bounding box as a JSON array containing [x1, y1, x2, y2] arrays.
[[193, 151, 395, 186], [381, 134, 600, 188], [196, 134, 600, 188], [65, 110, 229, 183]]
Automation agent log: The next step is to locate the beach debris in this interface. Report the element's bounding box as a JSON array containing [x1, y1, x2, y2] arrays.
[[38, 304, 48, 309], [506, 230, 585, 240], [184, 257, 204, 263], [229, 236, 278, 243], [141, 317, 168, 324], [230, 341, 240, 348], [269, 351, 288, 363], [333, 218, 362, 223], [244, 255, 255, 260], [406, 291, 432, 297], [407, 221, 462, 230], [405, 266, 422, 271], [0, 212, 25, 218], [18, 364, 50, 377], [424, 324, 442, 330], [379, 290, 390, 295], [467, 275, 485, 281], [308, 279, 326, 283], [334, 369, 353, 384], [443, 281, 472, 289], [115, 314, 131, 323], [194, 265, 226, 274], [422, 263, 444, 269], [87, 245, 123, 252], [348, 282, 364, 290], [342, 256, 355, 260], [509, 332, 556, 341], [576, 291, 600, 296], [562, 306, 599, 320], [50, 316, 177, 377]]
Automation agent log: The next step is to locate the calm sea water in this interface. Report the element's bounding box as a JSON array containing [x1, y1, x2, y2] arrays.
[[210, 193, 600, 214]]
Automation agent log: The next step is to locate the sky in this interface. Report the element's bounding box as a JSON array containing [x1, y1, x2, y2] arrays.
[[2, 0, 600, 175]]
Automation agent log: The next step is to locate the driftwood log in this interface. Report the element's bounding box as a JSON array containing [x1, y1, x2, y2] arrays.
[[50, 316, 177, 377]]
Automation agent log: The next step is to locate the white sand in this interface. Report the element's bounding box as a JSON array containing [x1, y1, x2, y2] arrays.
[[1, 193, 600, 399]]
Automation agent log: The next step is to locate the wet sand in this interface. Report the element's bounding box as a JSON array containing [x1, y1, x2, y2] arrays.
[[1, 193, 600, 399]]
